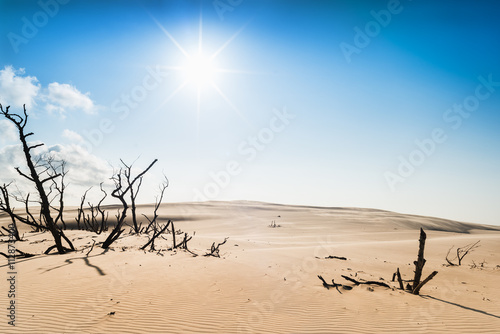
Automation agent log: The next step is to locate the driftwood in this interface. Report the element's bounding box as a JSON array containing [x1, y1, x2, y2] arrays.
[[318, 274, 388, 293], [317, 275, 343, 293], [325, 255, 347, 260], [319, 229, 438, 296], [205, 237, 228, 257], [340, 275, 391, 288]]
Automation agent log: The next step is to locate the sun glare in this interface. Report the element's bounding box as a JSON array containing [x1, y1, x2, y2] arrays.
[[184, 53, 215, 86], [150, 12, 253, 127]]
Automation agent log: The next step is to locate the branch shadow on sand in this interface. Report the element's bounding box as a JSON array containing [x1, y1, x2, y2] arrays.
[[421, 295, 500, 319], [41, 249, 109, 276]]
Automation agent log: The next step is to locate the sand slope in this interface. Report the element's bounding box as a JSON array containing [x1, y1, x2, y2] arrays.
[[1, 201, 500, 333]]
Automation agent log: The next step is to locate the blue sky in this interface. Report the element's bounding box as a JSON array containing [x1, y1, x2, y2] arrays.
[[0, 0, 499, 225]]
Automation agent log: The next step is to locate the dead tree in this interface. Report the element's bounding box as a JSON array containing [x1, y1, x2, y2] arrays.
[[170, 220, 178, 248], [46, 159, 68, 230], [2, 184, 42, 232], [141, 220, 171, 251], [445, 240, 480, 266], [82, 183, 108, 234], [0, 104, 74, 254], [75, 187, 92, 229], [101, 159, 158, 249], [395, 267, 404, 290], [175, 232, 194, 250], [395, 228, 438, 295], [204, 237, 228, 257], [412, 228, 427, 291], [0, 183, 21, 241], [120, 159, 145, 234], [268, 220, 281, 228], [142, 175, 169, 234]]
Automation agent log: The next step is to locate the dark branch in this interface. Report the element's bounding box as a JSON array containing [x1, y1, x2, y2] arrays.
[[28, 143, 44, 151]]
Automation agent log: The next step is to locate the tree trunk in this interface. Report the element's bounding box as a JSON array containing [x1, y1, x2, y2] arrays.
[[412, 228, 427, 294], [18, 119, 70, 253]]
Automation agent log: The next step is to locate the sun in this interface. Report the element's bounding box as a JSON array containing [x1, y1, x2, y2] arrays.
[[183, 53, 216, 86], [150, 12, 254, 127]]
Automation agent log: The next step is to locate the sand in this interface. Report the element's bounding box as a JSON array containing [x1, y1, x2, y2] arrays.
[[1, 201, 499, 333]]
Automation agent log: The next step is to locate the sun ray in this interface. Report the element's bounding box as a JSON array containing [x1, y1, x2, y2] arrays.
[[215, 68, 273, 75], [153, 80, 189, 114], [196, 86, 201, 137], [198, 9, 203, 54], [210, 81, 253, 128], [160, 65, 184, 71], [209, 20, 252, 61], [149, 14, 190, 58], [149, 10, 254, 129]]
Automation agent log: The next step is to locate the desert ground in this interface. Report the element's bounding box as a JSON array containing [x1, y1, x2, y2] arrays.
[[1, 201, 499, 333]]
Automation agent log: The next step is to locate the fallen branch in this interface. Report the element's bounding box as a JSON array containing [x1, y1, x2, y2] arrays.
[[412, 270, 438, 295], [325, 255, 347, 260], [317, 275, 343, 293], [204, 237, 228, 258], [0, 249, 35, 258], [341, 275, 390, 288]]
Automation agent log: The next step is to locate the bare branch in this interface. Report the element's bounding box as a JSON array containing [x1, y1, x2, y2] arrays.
[[41, 173, 61, 184], [317, 275, 343, 293], [204, 237, 228, 258], [102, 159, 158, 249], [340, 275, 390, 288], [413, 271, 438, 295], [28, 143, 44, 151], [141, 220, 171, 251], [15, 167, 34, 182]]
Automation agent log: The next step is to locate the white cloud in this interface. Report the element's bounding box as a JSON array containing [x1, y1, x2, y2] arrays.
[[45, 144, 111, 187], [0, 66, 40, 108], [0, 65, 100, 118], [0, 143, 113, 205], [0, 120, 18, 144], [45, 82, 96, 117], [62, 129, 84, 143]]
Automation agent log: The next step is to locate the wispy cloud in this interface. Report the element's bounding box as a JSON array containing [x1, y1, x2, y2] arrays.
[[0, 65, 100, 117], [62, 129, 85, 143]]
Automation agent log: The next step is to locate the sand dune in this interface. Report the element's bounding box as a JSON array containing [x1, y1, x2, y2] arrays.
[[1, 201, 499, 333]]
